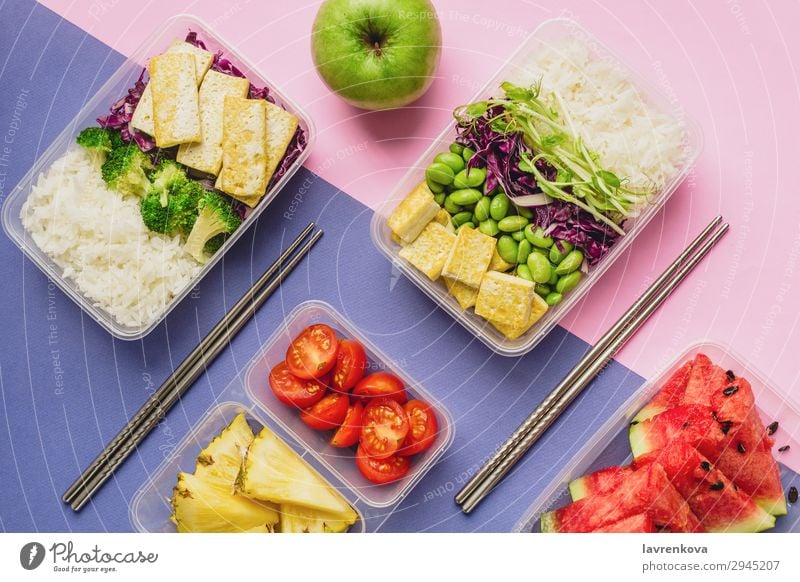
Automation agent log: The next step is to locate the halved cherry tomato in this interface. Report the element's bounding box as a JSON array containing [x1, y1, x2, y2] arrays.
[[300, 392, 350, 430], [330, 402, 364, 448], [268, 362, 328, 408], [331, 339, 367, 392], [398, 400, 438, 456], [360, 398, 409, 459], [286, 324, 339, 380], [352, 372, 407, 405], [356, 446, 411, 484]]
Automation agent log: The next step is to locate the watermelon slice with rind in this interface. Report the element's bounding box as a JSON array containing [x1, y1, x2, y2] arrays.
[[632, 360, 693, 423], [593, 514, 657, 533], [540, 463, 702, 533], [569, 442, 775, 532]]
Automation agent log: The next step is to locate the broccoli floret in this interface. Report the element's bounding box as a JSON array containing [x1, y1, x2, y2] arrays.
[[140, 193, 171, 234], [149, 159, 188, 207], [184, 192, 242, 263], [101, 145, 153, 198], [76, 127, 115, 167], [140, 179, 204, 236]]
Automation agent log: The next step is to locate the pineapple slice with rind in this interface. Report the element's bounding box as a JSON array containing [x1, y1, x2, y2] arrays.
[[279, 503, 355, 533], [238, 427, 357, 522], [194, 412, 254, 490], [171, 471, 279, 533]]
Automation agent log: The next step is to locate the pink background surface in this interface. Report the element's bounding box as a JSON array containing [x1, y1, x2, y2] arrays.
[[38, 0, 800, 409]]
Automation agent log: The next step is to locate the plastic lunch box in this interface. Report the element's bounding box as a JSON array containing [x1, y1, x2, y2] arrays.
[[512, 341, 800, 533], [370, 18, 703, 357], [129, 301, 455, 532], [1, 14, 315, 340]]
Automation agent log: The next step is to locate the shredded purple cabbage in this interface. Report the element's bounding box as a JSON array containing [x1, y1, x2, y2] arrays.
[[456, 107, 617, 265], [96, 70, 156, 151]]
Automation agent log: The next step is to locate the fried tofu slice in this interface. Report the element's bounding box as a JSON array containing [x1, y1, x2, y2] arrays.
[[149, 52, 202, 147], [441, 227, 496, 288], [489, 292, 549, 340], [387, 182, 440, 244], [474, 271, 536, 328], [176, 71, 250, 176], [131, 40, 213, 137], [444, 277, 479, 310], [488, 247, 514, 272], [398, 222, 456, 281], [214, 96, 268, 199], [432, 208, 456, 233]]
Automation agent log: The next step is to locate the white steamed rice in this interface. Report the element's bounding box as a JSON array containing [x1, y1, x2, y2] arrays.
[[20, 148, 201, 329]]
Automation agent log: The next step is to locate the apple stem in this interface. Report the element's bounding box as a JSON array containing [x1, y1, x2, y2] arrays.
[[373, 41, 382, 56]]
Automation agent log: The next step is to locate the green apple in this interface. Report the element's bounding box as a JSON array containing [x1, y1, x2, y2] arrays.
[[311, 0, 442, 110]]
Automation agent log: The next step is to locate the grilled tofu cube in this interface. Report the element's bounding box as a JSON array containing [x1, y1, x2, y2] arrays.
[[176, 70, 250, 176], [398, 222, 456, 281], [214, 96, 268, 199], [387, 182, 440, 244], [441, 227, 496, 288], [149, 52, 202, 147], [474, 271, 536, 328], [432, 208, 456, 233], [489, 293, 549, 339], [132, 41, 212, 137], [444, 277, 479, 310], [488, 247, 514, 272]]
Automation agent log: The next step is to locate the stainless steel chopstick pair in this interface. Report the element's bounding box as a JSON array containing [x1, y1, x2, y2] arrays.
[[63, 222, 323, 511], [455, 216, 729, 514]]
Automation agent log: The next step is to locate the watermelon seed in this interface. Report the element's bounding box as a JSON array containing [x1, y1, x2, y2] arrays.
[[723, 385, 739, 396], [700, 461, 711, 471], [737, 442, 746, 454], [778, 445, 791, 453], [712, 411, 719, 421], [789, 486, 798, 504], [726, 370, 736, 381], [682, 422, 690, 429], [710, 481, 724, 491], [767, 421, 779, 436], [720, 421, 733, 435]]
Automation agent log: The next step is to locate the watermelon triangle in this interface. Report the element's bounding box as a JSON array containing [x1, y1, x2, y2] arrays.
[[633, 360, 693, 423]]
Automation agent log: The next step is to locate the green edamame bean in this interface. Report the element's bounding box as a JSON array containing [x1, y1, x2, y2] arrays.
[[497, 215, 530, 233], [548, 269, 559, 286], [517, 240, 532, 265], [426, 176, 444, 194], [426, 162, 455, 185], [443, 195, 462, 215], [448, 188, 483, 206], [435, 152, 465, 173], [556, 271, 582, 294], [457, 222, 475, 233], [433, 193, 446, 206], [474, 197, 491, 222], [478, 219, 500, 237], [511, 230, 525, 242], [533, 247, 549, 257], [489, 192, 510, 221], [516, 264, 533, 282], [526, 252, 552, 284], [449, 143, 464, 156], [549, 241, 574, 264], [545, 292, 563, 306], [496, 235, 519, 264], [453, 167, 486, 189], [452, 211, 474, 228], [534, 284, 551, 297], [462, 147, 476, 163], [525, 225, 553, 248], [554, 249, 584, 275], [516, 206, 534, 219]]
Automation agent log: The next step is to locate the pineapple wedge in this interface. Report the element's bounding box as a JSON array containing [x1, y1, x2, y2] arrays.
[[171, 471, 279, 533], [279, 503, 354, 533], [194, 412, 254, 491], [238, 427, 357, 522]]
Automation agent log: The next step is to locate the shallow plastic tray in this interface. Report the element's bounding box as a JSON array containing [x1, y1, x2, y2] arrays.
[[1, 14, 315, 340], [370, 18, 703, 357], [130, 301, 454, 532], [512, 341, 800, 533]]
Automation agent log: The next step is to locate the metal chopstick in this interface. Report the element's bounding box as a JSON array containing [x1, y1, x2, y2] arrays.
[[64, 224, 321, 510], [456, 218, 729, 513]]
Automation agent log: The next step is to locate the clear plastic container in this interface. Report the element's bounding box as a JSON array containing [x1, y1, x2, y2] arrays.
[[512, 341, 800, 533], [370, 18, 703, 357], [130, 301, 455, 532], [1, 14, 315, 340]]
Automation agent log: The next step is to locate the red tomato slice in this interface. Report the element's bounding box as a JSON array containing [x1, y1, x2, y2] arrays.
[[352, 372, 408, 405], [299, 392, 350, 431], [286, 324, 339, 380], [398, 400, 438, 456], [268, 362, 328, 408], [330, 402, 364, 448], [360, 398, 410, 459], [331, 340, 367, 392], [355, 446, 411, 484]]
